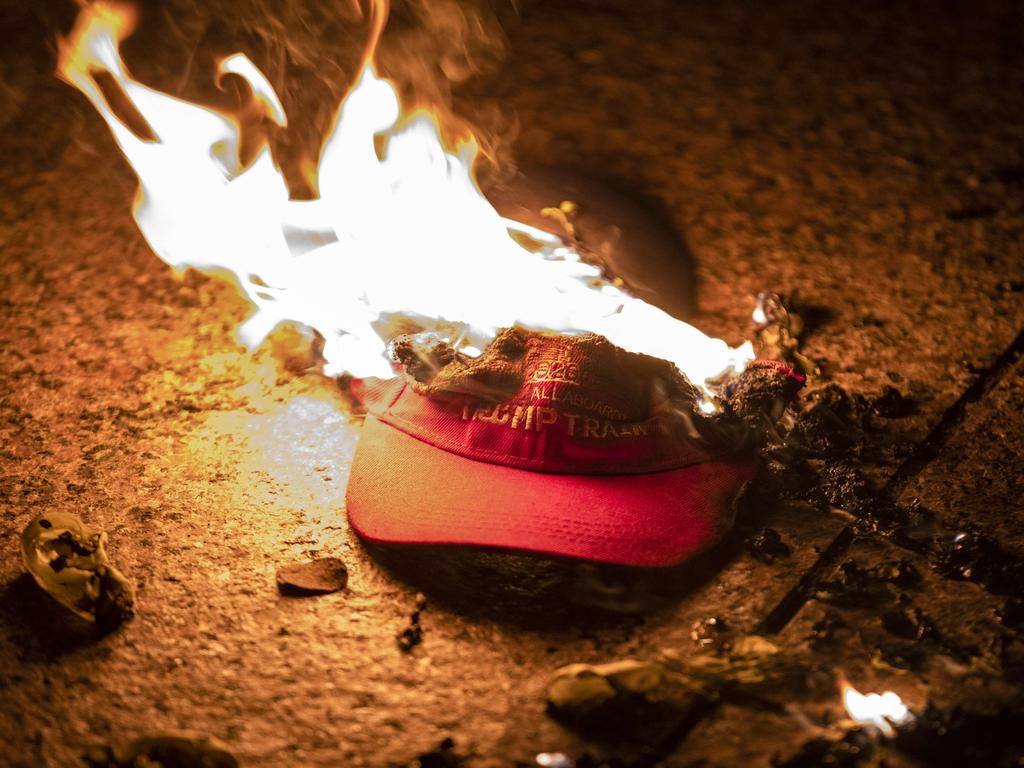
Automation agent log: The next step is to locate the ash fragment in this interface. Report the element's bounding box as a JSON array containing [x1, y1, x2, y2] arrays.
[[722, 360, 805, 437], [389, 333, 461, 386], [795, 385, 870, 458], [815, 460, 874, 516], [388, 327, 535, 403], [786, 382, 913, 464], [397, 592, 427, 653], [745, 528, 791, 563]]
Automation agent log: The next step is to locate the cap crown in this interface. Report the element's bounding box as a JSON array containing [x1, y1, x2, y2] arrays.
[[360, 328, 743, 475]]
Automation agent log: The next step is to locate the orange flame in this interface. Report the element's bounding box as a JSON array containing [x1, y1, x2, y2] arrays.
[[58, 1, 753, 397]]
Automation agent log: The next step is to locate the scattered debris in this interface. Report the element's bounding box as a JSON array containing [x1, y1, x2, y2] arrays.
[[880, 600, 934, 641], [276, 557, 349, 596], [545, 659, 675, 734], [815, 561, 897, 608], [746, 528, 791, 563], [83, 732, 238, 768], [21, 512, 134, 631], [397, 592, 427, 653], [784, 382, 913, 464], [875, 638, 928, 671], [795, 387, 870, 458], [866, 560, 922, 590], [815, 461, 874, 515], [661, 634, 791, 700], [544, 634, 789, 738], [932, 527, 1024, 596], [690, 616, 729, 648], [751, 292, 818, 376], [808, 609, 849, 648], [725, 360, 806, 423]]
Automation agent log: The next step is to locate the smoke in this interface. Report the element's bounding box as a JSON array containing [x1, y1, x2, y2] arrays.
[[103, 0, 515, 195], [376, 0, 512, 176]]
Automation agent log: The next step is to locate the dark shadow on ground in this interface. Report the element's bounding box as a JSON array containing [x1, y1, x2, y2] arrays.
[[361, 530, 743, 629], [0, 573, 108, 660], [485, 162, 698, 320]]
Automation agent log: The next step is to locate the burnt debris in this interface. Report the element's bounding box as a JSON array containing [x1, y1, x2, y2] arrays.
[[397, 592, 428, 653], [20, 512, 135, 632], [745, 528, 792, 563]]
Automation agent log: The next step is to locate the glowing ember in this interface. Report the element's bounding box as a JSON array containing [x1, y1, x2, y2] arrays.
[[841, 683, 912, 736], [58, 1, 753, 398]]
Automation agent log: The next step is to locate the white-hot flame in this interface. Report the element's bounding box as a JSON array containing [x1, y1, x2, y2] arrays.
[[842, 683, 912, 736], [59, 2, 753, 394]]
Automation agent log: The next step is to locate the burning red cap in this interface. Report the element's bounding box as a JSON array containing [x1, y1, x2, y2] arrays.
[[345, 328, 759, 567]]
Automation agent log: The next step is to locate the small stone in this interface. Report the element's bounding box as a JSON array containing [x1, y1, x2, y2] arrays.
[[545, 659, 679, 736], [546, 665, 618, 713], [275, 558, 348, 596]]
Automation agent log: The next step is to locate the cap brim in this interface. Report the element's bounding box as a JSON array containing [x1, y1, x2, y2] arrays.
[[346, 414, 757, 567]]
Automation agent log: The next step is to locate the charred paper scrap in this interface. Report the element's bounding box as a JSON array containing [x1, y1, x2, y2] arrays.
[[21, 512, 134, 630]]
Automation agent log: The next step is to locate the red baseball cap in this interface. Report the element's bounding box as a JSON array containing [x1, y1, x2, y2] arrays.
[[345, 328, 759, 567]]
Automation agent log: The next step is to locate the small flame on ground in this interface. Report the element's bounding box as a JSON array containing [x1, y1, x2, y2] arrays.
[[841, 682, 912, 736], [58, 1, 753, 399]]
